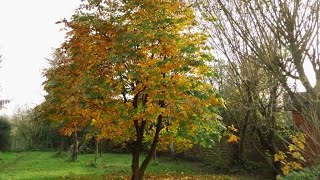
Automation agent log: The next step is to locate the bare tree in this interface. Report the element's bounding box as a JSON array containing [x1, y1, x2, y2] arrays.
[[195, 0, 320, 166]]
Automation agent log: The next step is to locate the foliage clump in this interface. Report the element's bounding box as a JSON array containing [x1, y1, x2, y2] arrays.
[[274, 132, 306, 176], [0, 116, 11, 151], [277, 164, 320, 180]]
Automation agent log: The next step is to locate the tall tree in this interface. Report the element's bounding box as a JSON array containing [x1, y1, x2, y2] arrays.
[[43, 0, 225, 179], [195, 0, 320, 167], [43, 50, 89, 161]]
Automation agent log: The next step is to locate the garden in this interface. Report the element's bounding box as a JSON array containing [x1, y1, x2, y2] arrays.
[[1, 0, 320, 179]]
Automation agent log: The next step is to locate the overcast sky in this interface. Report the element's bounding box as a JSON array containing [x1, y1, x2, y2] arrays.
[[0, 1, 80, 115], [0, 1, 316, 116]]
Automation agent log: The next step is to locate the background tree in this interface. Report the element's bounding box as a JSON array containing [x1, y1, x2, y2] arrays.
[[9, 106, 61, 151], [10, 107, 38, 151], [42, 49, 93, 161], [194, 0, 320, 172], [192, 0, 318, 174]]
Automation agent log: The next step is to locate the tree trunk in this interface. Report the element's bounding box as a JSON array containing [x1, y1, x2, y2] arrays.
[[153, 150, 157, 164], [77, 136, 85, 150], [130, 94, 164, 179], [256, 128, 282, 175], [131, 143, 141, 180], [95, 140, 99, 163], [99, 139, 102, 158], [169, 142, 178, 162], [231, 111, 249, 161], [139, 114, 163, 179], [57, 137, 65, 155], [131, 115, 163, 180], [71, 132, 78, 162], [131, 116, 146, 180]]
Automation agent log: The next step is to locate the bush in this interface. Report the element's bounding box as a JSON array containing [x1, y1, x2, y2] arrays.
[[277, 164, 320, 180], [10, 107, 62, 151], [0, 116, 11, 151]]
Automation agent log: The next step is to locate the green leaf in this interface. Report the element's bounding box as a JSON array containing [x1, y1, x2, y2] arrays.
[[79, 102, 85, 108]]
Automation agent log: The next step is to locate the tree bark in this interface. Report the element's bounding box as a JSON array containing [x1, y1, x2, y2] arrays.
[[131, 117, 146, 180], [131, 100, 164, 179], [95, 140, 99, 163], [71, 132, 78, 162], [139, 114, 163, 178], [131, 143, 141, 180], [99, 139, 102, 158]]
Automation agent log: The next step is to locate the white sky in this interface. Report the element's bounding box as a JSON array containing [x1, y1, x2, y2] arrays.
[[0, 1, 80, 116], [0, 1, 316, 116]]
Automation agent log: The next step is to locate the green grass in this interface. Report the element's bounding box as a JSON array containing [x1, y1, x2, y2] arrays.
[[0, 151, 243, 179]]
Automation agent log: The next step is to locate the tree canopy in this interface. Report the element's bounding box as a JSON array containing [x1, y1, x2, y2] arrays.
[[42, 0, 225, 179]]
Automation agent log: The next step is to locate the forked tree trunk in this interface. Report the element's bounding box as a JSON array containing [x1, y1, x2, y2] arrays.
[[131, 114, 163, 180]]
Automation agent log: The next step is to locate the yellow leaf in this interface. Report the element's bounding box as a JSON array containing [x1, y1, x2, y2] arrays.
[[288, 144, 297, 152], [291, 162, 302, 170], [228, 124, 238, 132], [296, 141, 305, 150], [91, 119, 97, 125], [291, 151, 302, 159], [227, 134, 239, 143], [274, 151, 286, 162], [281, 165, 290, 175]]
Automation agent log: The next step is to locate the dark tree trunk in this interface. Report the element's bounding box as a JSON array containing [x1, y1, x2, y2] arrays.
[[131, 142, 141, 180], [256, 128, 282, 175], [57, 136, 65, 155], [99, 139, 102, 158], [231, 111, 249, 161], [131, 115, 146, 180], [130, 90, 165, 179], [131, 100, 164, 179], [139, 114, 163, 178], [71, 132, 78, 162], [77, 135, 86, 150], [153, 150, 157, 164]]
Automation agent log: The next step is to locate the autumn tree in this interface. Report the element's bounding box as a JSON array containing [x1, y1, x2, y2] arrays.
[[42, 50, 91, 161], [43, 0, 225, 179]]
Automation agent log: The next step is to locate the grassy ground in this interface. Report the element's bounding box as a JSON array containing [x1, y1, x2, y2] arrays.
[[0, 151, 263, 179]]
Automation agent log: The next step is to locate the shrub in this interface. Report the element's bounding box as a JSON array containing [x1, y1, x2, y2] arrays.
[[0, 116, 11, 151], [277, 164, 320, 180]]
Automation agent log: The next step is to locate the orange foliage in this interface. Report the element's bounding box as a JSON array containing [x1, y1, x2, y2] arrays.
[[42, 3, 226, 178]]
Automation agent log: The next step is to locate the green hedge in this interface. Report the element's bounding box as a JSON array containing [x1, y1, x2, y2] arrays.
[[277, 164, 320, 180]]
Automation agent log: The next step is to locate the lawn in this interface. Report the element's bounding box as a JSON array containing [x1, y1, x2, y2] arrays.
[[0, 151, 259, 179]]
